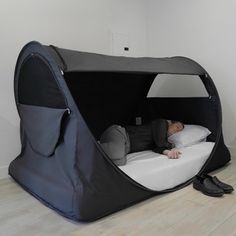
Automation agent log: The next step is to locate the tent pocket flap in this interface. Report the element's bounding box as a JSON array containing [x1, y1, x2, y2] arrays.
[[18, 103, 69, 157]]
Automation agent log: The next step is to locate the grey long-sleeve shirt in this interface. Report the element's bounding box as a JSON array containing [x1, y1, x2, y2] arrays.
[[125, 119, 173, 154]]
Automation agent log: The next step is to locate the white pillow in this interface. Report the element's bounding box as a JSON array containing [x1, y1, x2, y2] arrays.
[[168, 124, 211, 148]]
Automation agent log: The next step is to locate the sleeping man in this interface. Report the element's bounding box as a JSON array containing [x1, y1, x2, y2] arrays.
[[99, 119, 184, 166]]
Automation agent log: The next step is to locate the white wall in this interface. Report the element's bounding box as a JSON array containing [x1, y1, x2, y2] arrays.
[[147, 0, 236, 147], [0, 0, 147, 179]]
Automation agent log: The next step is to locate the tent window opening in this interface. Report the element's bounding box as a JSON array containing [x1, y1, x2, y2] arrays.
[[147, 74, 209, 98], [18, 54, 67, 108]]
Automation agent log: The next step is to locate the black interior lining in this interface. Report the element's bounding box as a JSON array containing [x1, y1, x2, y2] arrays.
[[64, 72, 155, 138], [64, 72, 218, 142]]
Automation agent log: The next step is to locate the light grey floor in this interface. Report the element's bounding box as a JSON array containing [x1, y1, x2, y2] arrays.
[[0, 158, 235, 236]]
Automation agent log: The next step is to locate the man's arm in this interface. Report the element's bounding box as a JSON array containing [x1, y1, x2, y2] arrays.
[[151, 119, 181, 158], [151, 119, 172, 153]]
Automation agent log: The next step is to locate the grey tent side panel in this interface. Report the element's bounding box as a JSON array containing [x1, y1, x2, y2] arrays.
[[9, 41, 231, 221]]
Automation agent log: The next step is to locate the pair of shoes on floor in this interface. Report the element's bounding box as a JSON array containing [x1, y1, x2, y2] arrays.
[[193, 173, 234, 197]]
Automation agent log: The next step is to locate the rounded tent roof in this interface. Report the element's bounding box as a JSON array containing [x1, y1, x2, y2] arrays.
[[46, 44, 206, 75], [14, 41, 220, 123]]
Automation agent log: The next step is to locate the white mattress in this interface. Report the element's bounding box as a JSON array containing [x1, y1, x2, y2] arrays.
[[119, 141, 215, 191]]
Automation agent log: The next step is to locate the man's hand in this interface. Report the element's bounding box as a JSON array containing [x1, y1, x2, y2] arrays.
[[163, 148, 182, 159]]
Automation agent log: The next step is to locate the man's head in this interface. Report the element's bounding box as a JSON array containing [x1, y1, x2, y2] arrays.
[[167, 120, 184, 136]]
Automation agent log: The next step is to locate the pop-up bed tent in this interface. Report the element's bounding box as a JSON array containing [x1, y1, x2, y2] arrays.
[[9, 41, 231, 222]]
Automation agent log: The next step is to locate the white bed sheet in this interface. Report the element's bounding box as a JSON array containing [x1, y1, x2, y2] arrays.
[[119, 141, 215, 191]]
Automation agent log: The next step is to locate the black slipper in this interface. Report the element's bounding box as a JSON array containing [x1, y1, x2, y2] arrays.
[[193, 175, 224, 197], [202, 174, 234, 194]]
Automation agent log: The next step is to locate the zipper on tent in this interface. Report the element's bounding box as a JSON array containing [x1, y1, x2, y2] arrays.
[[66, 108, 71, 114]]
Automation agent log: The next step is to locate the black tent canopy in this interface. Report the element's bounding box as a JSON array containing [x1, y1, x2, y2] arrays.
[[9, 41, 230, 221]]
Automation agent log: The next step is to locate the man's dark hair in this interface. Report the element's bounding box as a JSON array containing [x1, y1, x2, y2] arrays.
[[171, 120, 185, 129]]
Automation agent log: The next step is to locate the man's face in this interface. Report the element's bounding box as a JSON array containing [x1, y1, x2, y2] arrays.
[[168, 122, 184, 136]]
